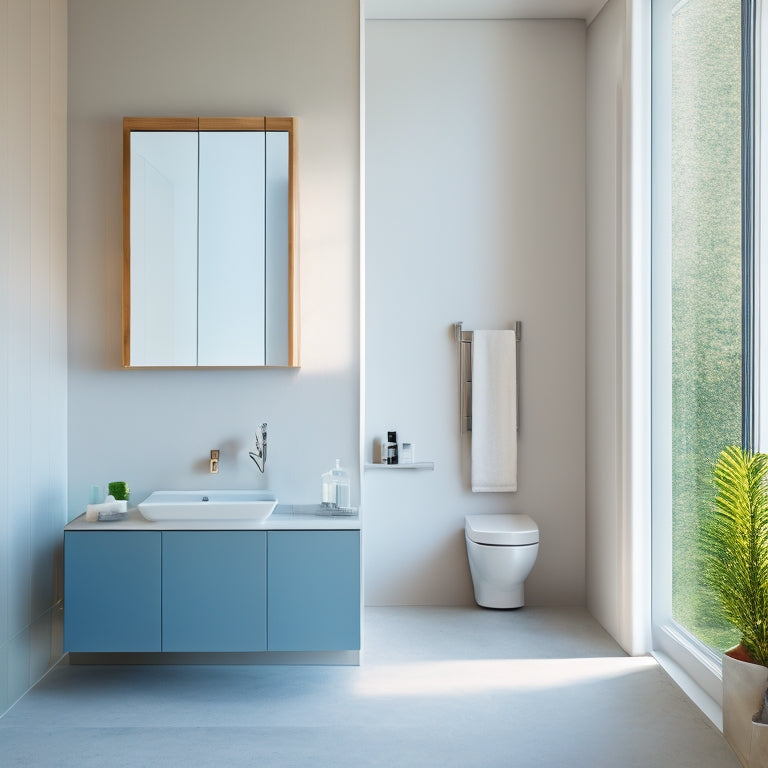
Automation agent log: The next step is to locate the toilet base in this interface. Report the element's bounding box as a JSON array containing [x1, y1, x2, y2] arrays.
[[472, 582, 524, 610], [465, 536, 537, 610]]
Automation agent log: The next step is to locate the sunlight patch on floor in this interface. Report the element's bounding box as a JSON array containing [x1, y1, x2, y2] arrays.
[[354, 656, 658, 697]]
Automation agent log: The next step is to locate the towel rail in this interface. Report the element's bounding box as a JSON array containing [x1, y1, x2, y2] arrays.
[[453, 321, 521, 435]]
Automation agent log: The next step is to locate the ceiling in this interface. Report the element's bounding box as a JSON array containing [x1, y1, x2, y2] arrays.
[[364, 0, 612, 24]]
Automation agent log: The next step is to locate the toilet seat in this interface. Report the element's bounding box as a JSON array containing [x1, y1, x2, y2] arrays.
[[465, 514, 539, 546]]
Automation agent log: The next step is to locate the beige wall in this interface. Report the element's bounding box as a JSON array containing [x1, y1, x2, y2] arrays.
[[365, 19, 587, 606], [586, 0, 638, 651], [67, 0, 360, 512], [0, 0, 68, 716], [0, 0, 644, 713]]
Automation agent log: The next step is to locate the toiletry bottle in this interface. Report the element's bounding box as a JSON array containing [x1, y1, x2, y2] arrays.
[[387, 431, 398, 464], [373, 437, 384, 464]]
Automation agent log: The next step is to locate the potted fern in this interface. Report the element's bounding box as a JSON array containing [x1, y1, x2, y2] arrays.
[[701, 445, 768, 767]]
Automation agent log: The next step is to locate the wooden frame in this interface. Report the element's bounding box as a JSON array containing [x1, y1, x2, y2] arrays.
[[122, 116, 299, 368]]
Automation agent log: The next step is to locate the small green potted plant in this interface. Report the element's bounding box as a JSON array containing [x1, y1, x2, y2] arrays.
[[108, 481, 130, 502], [701, 445, 768, 767]]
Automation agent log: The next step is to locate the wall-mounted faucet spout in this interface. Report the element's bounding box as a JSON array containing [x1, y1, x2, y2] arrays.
[[249, 423, 267, 473]]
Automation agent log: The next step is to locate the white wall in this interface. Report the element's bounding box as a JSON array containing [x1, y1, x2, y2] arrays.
[[586, 0, 636, 650], [364, 19, 586, 606], [0, 0, 68, 715], [67, 0, 360, 514]]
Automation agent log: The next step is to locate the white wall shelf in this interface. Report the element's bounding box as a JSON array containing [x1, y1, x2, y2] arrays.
[[364, 462, 435, 471]]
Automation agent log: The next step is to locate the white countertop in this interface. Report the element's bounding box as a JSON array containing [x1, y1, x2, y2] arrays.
[[65, 504, 361, 532]]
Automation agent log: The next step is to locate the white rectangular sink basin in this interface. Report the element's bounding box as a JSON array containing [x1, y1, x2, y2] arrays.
[[138, 490, 277, 522]]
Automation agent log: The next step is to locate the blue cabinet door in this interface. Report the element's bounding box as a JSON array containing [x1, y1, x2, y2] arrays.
[[64, 531, 161, 652], [268, 530, 360, 651], [162, 531, 267, 652]]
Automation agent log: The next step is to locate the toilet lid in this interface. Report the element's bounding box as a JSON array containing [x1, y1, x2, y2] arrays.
[[465, 514, 539, 546]]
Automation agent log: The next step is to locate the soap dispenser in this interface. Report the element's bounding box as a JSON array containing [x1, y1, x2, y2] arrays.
[[321, 459, 351, 510]]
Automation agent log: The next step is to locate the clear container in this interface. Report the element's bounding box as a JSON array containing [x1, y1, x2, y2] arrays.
[[321, 459, 351, 510]]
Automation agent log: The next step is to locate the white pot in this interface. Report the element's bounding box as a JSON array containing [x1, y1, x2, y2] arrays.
[[749, 720, 768, 768], [722, 651, 768, 767]]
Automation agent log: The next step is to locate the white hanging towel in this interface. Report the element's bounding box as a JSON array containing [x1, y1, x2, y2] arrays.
[[471, 329, 518, 492]]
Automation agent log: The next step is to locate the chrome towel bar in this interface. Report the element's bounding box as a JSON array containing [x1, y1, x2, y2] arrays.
[[453, 321, 521, 434]]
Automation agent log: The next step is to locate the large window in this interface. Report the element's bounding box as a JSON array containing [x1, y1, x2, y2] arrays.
[[669, 0, 743, 650], [652, 0, 751, 683]]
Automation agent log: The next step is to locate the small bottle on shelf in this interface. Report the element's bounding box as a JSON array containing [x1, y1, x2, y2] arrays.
[[387, 431, 398, 464]]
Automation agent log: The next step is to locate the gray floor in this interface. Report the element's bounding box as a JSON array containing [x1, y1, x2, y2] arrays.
[[0, 607, 740, 767]]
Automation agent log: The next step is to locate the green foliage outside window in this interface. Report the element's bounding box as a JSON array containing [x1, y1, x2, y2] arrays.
[[670, 0, 742, 653]]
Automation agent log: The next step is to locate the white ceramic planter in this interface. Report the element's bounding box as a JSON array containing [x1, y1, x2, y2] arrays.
[[749, 720, 768, 768], [722, 652, 768, 767]]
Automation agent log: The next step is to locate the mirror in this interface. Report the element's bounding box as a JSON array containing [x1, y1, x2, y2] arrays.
[[122, 117, 299, 367]]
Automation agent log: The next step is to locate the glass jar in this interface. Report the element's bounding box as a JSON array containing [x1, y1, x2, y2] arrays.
[[321, 459, 351, 510]]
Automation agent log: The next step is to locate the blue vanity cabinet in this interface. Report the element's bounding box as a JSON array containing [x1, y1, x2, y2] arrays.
[[267, 530, 361, 651], [64, 522, 361, 655], [64, 531, 161, 652], [162, 531, 267, 652]]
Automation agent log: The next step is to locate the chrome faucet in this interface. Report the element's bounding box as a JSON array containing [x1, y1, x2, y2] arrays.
[[249, 423, 268, 473]]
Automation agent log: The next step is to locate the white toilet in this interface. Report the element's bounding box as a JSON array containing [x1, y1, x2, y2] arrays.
[[465, 513, 539, 609]]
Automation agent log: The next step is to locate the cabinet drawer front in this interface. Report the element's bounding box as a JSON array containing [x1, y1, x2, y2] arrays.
[[64, 531, 161, 652], [268, 530, 360, 651], [162, 531, 267, 652]]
